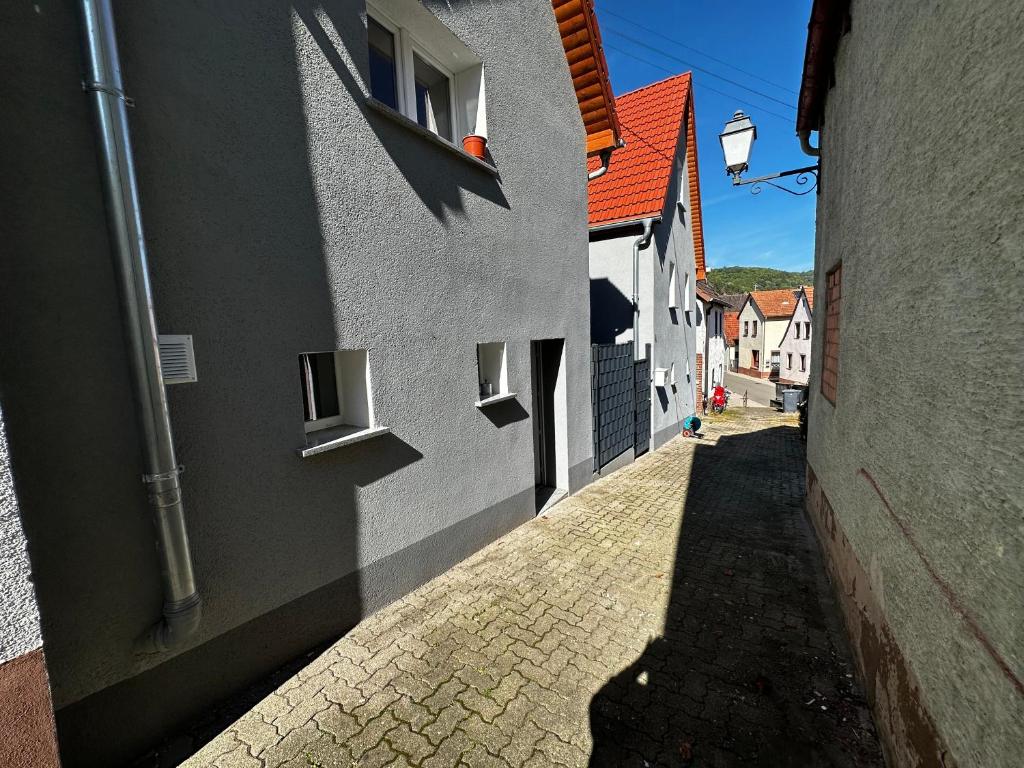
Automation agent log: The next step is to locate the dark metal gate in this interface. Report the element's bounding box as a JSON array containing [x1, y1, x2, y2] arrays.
[[633, 357, 651, 457], [591, 342, 652, 470], [591, 343, 634, 471]]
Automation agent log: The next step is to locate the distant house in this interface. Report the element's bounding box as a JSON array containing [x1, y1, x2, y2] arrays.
[[696, 281, 730, 401], [717, 293, 746, 373], [588, 72, 707, 463], [737, 288, 804, 379], [778, 287, 814, 385]]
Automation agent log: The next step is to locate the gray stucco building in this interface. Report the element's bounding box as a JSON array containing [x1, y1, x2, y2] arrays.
[[797, 1, 1024, 765], [0, 0, 620, 763], [588, 73, 708, 464]]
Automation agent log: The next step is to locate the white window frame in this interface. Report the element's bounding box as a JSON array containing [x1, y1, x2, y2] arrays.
[[300, 351, 376, 435], [367, 3, 465, 142]]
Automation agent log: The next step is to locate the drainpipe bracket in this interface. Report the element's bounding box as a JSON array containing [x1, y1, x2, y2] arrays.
[[142, 465, 183, 484], [82, 80, 135, 107]]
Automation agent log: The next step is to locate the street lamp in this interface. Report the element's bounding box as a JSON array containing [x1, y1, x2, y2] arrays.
[[719, 110, 757, 176], [718, 111, 819, 196]]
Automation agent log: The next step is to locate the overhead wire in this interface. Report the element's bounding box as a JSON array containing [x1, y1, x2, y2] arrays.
[[595, 5, 799, 96], [603, 43, 796, 125], [603, 27, 798, 111]]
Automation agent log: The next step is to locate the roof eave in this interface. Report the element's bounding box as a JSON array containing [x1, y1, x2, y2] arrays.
[[796, 0, 851, 132], [553, 0, 623, 156]]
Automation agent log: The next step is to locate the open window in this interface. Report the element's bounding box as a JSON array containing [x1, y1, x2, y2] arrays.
[[476, 342, 513, 406], [298, 350, 388, 456], [367, 1, 485, 145]]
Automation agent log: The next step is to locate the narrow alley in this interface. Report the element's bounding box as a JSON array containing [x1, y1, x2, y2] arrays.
[[183, 411, 883, 768]]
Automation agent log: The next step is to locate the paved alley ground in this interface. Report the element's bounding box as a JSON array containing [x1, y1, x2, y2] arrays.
[[722, 372, 775, 408], [183, 410, 883, 768]]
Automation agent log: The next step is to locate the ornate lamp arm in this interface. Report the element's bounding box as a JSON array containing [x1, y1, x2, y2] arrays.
[[731, 164, 820, 196]]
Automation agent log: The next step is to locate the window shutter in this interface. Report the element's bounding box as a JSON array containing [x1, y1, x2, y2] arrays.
[[158, 335, 198, 385]]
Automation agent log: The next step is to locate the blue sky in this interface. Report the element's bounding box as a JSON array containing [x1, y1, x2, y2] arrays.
[[594, 0, 815, 272]]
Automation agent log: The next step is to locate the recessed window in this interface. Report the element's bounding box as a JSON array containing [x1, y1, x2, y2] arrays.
[[477, 342, 509, 400], [752, 320, 758, 338], [800, 354, 807, 372], [668, 263, 679, 309], [743, 321, 749, 337], [805, 321, 811, 338], [794, 324, 800, 339], [299, 350, 374, 435], [787, 353, 793, 369], [683, 272, 691, 312], [367, 2, 485, 145]]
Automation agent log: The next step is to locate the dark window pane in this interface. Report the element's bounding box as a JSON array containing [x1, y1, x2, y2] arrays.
[[301, 353, 340, 423], [413, 53, 451, 140], [312, 352, 340, 419], [368, 17, 398, 110]]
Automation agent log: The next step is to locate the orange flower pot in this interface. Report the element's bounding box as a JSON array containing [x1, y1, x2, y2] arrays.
[[462, 134, 487, 159]]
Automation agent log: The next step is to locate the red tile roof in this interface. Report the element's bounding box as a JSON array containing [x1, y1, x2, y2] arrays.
[[587, 73, 707, 278], [804, 286, 815, 311], [724, 311, 740, 344], [552, 0, 621, 155], [746, 288, 805, 318]]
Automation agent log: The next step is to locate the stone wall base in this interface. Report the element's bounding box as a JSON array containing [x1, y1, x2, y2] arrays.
[[804, 464, 954, 768], [0, 648, 60, 767]]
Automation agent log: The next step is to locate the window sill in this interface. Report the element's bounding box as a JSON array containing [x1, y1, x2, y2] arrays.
[[297, 425, 391, 458], [365, 97, 498, 176], [475, 392, 517, 408]]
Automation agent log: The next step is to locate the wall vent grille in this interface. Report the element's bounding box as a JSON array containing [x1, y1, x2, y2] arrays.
[[158, 335, 197, 385]]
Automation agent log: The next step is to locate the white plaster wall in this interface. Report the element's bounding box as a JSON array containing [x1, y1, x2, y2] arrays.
[[738, 301, 765, 370], [704, 306, 727, 392], [0, 407, 42, 665], [779, 295, 812, 385]]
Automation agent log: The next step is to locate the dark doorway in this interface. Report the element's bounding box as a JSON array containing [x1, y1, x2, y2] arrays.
[[531, 339, 564, 510]]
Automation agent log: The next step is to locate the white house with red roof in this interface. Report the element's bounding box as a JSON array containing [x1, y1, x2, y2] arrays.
[[737, 288, 812, 379], [587, 72, 707, 461], [778, 286, 815, 386], [696, 281, 730, 401]]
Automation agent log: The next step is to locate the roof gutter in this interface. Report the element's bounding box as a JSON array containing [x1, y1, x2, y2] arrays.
[[589, 214, 662, 235], [79, 0, 202, 654]]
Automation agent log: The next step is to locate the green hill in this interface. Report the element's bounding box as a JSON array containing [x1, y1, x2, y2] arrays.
[[705, 266, 814, 294]]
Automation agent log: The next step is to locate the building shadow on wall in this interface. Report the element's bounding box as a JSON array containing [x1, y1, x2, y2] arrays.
[[0, 1, 433, 765], [292, 0, 509, 223], [591, 277, 634, 344], [588, 425, 883, 767]]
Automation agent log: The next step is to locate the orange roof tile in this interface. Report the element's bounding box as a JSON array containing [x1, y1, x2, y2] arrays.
[[587, 73, 707, 278], [746, 288, 805, 318], [724, 311, 740, 344], [552, 0, 621, 156], [804, 286, 815, 311]]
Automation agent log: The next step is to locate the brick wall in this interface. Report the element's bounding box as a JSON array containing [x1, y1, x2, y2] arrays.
[[695, 352, 703, 402], [821, 263, 842, 402]]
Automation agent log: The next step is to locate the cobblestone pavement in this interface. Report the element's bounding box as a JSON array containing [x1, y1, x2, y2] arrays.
[[183, 410, 883, 768]]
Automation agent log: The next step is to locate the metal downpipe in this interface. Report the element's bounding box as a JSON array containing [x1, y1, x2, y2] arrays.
[[632, 218, 655, 361], [587, 149, 613, 181], [798, 129, 821, 157], [78, 0, 201, 653]]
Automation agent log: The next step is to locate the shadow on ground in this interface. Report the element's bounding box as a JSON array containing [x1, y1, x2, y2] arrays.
[[588, 422, 883, 767]]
